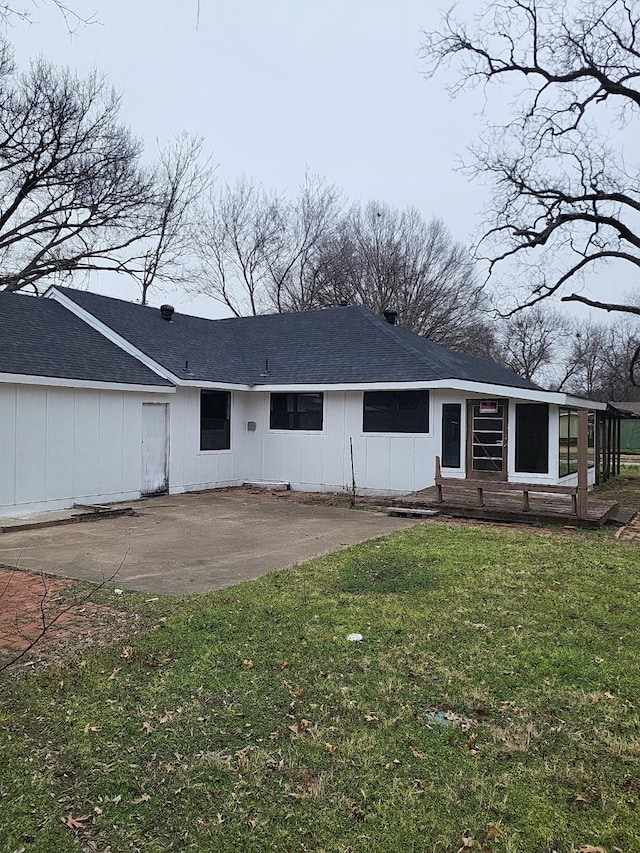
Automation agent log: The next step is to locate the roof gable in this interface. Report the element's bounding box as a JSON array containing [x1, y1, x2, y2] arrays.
[[0, 292, 173, 387]]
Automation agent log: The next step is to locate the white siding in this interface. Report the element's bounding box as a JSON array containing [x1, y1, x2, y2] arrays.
[[0, 383, 169, 518], [244, 389, 444, 496], [167, 387, 249, 494]]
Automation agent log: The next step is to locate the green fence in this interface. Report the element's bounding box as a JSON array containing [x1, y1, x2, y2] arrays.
[[621, 420, 640, 453]]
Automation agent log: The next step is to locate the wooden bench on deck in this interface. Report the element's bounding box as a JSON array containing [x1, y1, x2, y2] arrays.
[[434, 456, 585, 517]]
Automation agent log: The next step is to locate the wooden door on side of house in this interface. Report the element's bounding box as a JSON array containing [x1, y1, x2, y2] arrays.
[[466, 399, 508, 480], [141, 403, 169, 495]]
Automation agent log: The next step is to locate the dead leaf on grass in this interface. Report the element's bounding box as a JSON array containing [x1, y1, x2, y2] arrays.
[[409, 746, 426, 759], [485, 822, 502, 841], [83, 723, 101, 734], [61, 813, 91, 830], [457, 833, 475, 851], [141, 721, 155, 734], [132, 794, 151, 804], [288, 718, 311, 735], [364, 713, 379, 722], [242, 659, 254, 669], [579, 846, 607, 853]]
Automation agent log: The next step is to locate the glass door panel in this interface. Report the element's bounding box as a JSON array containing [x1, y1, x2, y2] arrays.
[[470, 402, 506, 475]]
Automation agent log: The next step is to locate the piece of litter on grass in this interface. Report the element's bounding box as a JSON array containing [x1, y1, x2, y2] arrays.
[[113, 588, 124, 596], [146, 598, 158, 602], [347, 633, 363, 642]]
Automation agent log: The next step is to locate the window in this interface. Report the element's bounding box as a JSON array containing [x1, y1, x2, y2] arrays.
[[442, 404, 461, 468], [558, 408, 596, 477], [558, 407, 578, 477], [587, 411, 596, 470], [270, 393, 323, 431], [363, 390, 430, 433], [200, 390, 230, 450], [515, 403, 549, 474]]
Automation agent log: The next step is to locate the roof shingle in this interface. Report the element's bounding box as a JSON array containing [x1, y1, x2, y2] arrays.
[[0, 292, 172, 386], [56, 288, 540, 391]]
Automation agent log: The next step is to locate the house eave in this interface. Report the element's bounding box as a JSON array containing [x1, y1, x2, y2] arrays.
[[0, 371, 175, 393]]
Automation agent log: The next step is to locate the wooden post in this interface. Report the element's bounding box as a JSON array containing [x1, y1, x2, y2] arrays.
[[616, 417, 621, 475], [595, 412, 602, 485], [435, 456, 443, 503], [577, 409, 589, 519]]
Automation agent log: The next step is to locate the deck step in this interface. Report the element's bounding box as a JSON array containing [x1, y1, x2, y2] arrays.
[[387, 506, 440, 519]]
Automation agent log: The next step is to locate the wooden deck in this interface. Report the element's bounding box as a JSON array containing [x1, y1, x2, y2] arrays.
[[394, 485, 619, 528]]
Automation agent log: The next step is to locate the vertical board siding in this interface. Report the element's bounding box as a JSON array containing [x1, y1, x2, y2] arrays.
[[0, 385, 17, 506], [0, 383, 168, 517], [249, 390, 441, 494], [14, 386, 47, 504], [45, 388, 75, 500]]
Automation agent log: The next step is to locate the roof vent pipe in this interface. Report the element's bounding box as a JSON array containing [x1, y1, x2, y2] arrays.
[[160, 304, 174, 322], [383, 309, 398, 325]]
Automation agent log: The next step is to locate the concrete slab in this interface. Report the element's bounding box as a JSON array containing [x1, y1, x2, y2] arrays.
[[0, 490, 418, 595]]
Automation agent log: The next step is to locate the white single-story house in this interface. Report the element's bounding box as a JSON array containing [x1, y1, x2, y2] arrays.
[[0, 286, 607, 518]]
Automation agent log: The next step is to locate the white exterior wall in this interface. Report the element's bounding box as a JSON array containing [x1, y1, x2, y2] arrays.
[[1, 383, 599, 519], [167, 387, 250, 494], [0, 383, 173, 518], [242, 389, 451, 496]]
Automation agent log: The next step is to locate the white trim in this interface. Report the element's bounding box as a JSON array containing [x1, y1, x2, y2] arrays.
[[45, 287, 182, 384], [0, 371, 175, 394], [253, 379, 607, 409], [181, 379, 251, 391]]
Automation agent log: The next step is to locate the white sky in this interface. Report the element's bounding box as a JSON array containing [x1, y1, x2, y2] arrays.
[[7, 0, 631, 321]]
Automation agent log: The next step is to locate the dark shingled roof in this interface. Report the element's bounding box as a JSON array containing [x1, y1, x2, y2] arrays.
[[56, 287, 540, 391], [0, 292, 172, 386]]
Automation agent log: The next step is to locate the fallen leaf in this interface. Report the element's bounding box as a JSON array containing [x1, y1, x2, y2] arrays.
[[158, 713, 170, 724], [242, 659, 254, 669], [83, 724, 101, 734], [364, 713, 379, 722], [141, 721, 155, 734], [325, 742, 337, 754], [120, 646, 134, 658], [61, 813, 91, 830], [409, 746, 426, 759], [485, 822, 502, 841], [457, 834, 475, 851], [287, 718, 311, 735], [464, 732, 478, 755], [279, 660, 291, 670], [132, 794, 151, 804], [579, 847, 607, 853], [93, 806, 103, 815]]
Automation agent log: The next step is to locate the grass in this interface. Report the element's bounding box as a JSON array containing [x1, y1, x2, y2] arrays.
[[1, 522, 640, 852], [594, 463, 640, 511]]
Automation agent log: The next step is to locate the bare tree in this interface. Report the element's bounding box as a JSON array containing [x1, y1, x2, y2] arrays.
[[556, 319, 640, 401], [135, 135, 213, 305], [0, 0, 94, 30], [192, 174, 342, 316], [495, 305, 570, 383], [0, 43, 206, 297], [421, 0, 640, 324], [296, 202, 490, 351], [268, 173, 344, 312]]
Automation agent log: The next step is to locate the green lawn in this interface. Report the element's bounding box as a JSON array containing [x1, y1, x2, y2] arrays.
[[1, 522, 639, 852]]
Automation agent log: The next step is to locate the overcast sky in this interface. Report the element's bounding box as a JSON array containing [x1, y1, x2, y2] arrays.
[[7, 1, 627, 321]]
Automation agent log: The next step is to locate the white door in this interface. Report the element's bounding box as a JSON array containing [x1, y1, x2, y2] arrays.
[[141, 403, 169, 495]]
